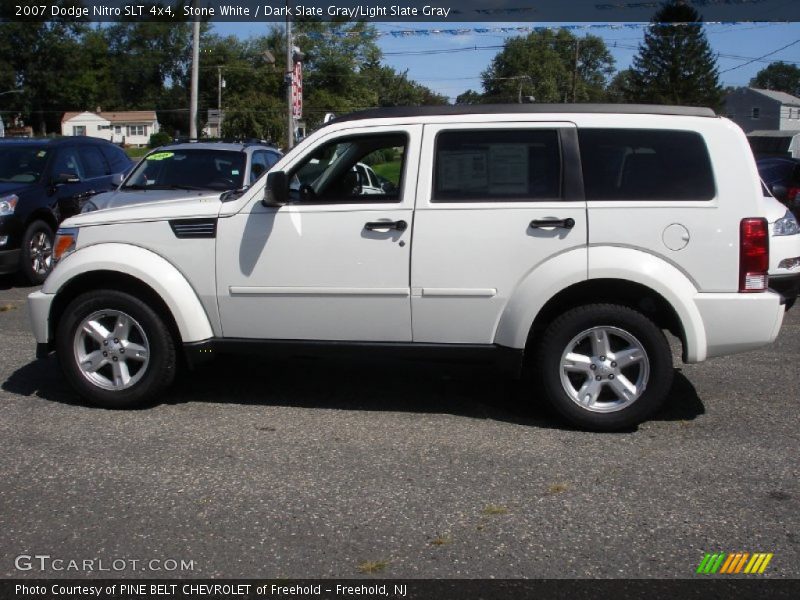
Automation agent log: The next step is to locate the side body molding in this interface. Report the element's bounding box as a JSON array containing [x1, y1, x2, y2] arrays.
[[43, 243, 214, 343]]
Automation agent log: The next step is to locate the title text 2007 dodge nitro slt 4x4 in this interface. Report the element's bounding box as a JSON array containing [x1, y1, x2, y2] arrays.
[[28, 105, 789, 430]]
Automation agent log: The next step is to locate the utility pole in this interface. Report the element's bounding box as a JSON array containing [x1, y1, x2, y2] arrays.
[[189, 0, 200, 139], [285, 0, 294, 150]]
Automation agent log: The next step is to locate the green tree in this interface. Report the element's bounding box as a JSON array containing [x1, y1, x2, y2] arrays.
[[480, 29, 615, 104], [455, 90, 485, 105], [750, 62, 800, 96], [626, 1, 723, 109]]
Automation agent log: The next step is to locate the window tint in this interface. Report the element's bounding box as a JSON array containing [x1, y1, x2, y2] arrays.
[[433, 130, 561, 202], [100, 144, 130, 173], [81, 145, 108, 178], [289, 134, 406, 203], [52, 147, 85, 179], [578, 129, 715, 201], [250, 150, 275, 184]]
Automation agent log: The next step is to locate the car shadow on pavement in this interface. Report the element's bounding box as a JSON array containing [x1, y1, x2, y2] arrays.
[[2, 354, 705, 431]]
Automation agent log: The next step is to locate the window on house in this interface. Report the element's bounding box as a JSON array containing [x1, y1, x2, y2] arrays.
[[114, 126, 122, 134], [127, 125, 146, 137], [72, 126, 86, 136], [752, 107, 760, 119]]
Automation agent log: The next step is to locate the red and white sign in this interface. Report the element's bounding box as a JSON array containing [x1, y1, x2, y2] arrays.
[[291, 61, 303, 119]]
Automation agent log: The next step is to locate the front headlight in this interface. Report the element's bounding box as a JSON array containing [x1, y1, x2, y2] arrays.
[[0, 194, 19, 216], [774, 210, 800, 236], [81, 200, 98, 213], [53, 228, 79, 263]]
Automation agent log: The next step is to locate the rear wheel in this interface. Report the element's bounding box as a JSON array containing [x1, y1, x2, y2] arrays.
[[537, 304, 673, 431], [56, 290, 176, 408], [19, 220, 54, 284]]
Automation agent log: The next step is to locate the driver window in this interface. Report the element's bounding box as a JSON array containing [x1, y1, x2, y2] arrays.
[[289, 133, 406, 202], [52, 147, 85, 180]]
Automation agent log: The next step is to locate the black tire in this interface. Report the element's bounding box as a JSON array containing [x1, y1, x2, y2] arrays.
[[19, 220, 54, 285], [56, 290, 176, 409], [536, 304, 674, 431]]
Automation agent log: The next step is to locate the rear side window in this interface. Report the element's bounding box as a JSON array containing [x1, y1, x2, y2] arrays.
[[100, 144, 131, 173], [433, 130, 561, 201], [81, 146, 109, 178], [578, 129, 715, 200]]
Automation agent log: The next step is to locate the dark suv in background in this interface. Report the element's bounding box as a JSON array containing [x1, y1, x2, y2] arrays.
[[0, 137, 132, 283]]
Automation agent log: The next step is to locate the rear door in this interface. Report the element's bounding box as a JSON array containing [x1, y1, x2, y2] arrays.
[[410, 122, 588, 344]]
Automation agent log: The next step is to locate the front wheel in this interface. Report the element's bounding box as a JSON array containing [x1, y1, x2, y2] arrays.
[[19, 220, 54, 284], [537, 304, 674, 431], [56, 290, 176, 408]]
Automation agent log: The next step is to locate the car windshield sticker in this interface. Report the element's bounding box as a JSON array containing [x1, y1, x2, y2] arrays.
[[147, 152, 174, 161], [37, 150, 47, 158], [232, 170, 240, 175]]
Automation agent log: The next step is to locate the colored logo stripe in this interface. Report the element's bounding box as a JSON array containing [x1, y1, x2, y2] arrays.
[[698, 552, 773, 574]]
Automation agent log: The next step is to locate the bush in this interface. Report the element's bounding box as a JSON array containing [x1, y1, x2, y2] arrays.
[[148, 131, 172, 148]]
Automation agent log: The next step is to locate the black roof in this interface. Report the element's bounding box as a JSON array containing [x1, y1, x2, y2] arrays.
[[329, 103, 717, 125]]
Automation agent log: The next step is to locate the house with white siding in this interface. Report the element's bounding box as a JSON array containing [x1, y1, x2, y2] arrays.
[[61, 110, 159, 146]]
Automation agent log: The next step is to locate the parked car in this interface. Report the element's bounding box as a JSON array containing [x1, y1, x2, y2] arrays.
[[761, 191, 800, 309], [0, 137, 132, 283], [82, 142, 282, 213], [757, 157, 800, 218], [29, 105, 788, 430]]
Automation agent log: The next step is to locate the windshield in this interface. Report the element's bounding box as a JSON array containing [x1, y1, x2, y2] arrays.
[[124, 149, 246, 191], [0, 145, 48, 183]]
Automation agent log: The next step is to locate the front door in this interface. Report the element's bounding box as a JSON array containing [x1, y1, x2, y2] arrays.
[[216, 125, 421, 341]]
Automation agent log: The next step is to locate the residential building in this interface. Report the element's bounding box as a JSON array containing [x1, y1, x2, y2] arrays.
[[61, 110, 159, 146], [724, 87, 800, 157]]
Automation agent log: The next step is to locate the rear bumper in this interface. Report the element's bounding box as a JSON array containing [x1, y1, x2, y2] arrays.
[[0, 249, 21, 275], [694, 291, 785, 360]]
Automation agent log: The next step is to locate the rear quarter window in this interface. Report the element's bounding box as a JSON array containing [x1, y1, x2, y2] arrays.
[[578, 129, 715, 201]]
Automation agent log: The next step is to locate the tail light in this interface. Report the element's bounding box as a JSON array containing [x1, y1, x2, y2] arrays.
[[739, 218, 769, 292], [787, 186, 800, 204]]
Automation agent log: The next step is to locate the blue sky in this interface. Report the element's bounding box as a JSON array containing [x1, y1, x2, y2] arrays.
[[214, 21, 800, 101]]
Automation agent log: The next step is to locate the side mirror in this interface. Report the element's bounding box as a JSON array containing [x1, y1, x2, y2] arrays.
[[53, 172, 81, 185], [381, 181, 397, 194], [111, 173, 125, 187], [263, 171, 289, 207]]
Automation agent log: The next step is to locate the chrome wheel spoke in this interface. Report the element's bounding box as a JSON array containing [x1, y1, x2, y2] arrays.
[[576, 378, 602, 407], [83, 320, 110, 343], [608, 374, 638, 402], [590, 328, 611, 358], [114, 314, 132, 341], [613, 348, 643, 369], [81, 350, 108, 373], [563, 352, 593, 373], [111, 360, 131, 388], [124, 342, 148, 361]]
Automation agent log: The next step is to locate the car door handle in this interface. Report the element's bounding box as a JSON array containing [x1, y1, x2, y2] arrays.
[[530, 217, 576, 229], [365, 220, 408, 232]]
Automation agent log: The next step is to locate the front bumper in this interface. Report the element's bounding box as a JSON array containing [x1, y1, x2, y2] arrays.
[[28, 291, 54, 352]]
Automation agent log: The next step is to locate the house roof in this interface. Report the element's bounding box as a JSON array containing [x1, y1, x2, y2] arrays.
[[62, 110, 158, 123], [749, 88, 800, 106]]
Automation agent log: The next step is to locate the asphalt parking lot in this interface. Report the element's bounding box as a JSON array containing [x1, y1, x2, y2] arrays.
[[0, 276, 798, 579]]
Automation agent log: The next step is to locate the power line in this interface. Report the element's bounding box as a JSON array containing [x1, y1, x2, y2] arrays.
[[719, 38, 800, 73]]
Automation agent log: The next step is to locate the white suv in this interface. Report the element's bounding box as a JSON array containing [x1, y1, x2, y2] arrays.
[[28, 105, 788, 430]]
